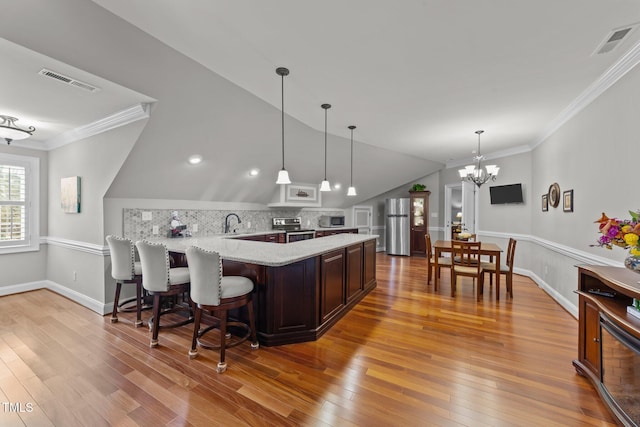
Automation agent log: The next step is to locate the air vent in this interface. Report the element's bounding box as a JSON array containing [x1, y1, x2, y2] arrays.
[[38, 68, 101, 93], [594, 24, 637, 55]]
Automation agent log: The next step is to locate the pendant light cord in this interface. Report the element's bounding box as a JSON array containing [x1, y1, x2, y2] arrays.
[[324, 107, 328, 180], [350, 127, 354, 186], [281, 73, 285, 169]]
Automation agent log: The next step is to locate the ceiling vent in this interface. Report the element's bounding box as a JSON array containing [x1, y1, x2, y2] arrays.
[[38, 68, 101, 93], [594, 24, 637, 55]]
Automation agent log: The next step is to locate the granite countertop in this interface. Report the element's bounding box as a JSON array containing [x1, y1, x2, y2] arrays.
[[150, 233, 377, 267]]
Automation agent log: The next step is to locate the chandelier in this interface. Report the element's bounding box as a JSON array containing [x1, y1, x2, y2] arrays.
[[0, 115, 36, 145], [458, 130, 499, 187]]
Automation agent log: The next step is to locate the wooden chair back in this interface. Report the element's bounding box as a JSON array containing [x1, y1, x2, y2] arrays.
[[451, 240, 482, 270]]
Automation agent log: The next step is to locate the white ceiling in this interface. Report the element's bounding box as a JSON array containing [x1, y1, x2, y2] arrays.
[[84, 0, 640, 163], [0, 38, 154, 145], [3, 1, 640, 165]]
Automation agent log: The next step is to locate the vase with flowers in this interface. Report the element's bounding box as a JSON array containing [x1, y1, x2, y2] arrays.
[[593, 210, 640, 273]]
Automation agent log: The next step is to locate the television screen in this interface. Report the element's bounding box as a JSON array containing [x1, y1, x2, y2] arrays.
[[489, 183, 523, 204]]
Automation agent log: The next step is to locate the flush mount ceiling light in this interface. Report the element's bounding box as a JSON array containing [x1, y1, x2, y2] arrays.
[[275, 67, 291, 185], [0, 115, 36, 145], [458, 130, 499, 187], [188, 154, 203, 165], [347, 125, 357, 196], [320, 103, 332, 192]]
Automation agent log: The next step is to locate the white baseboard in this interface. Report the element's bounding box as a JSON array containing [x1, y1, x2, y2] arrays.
[[0, 280, 109, 316], [513, 267, 578, 319], [0, 281, 47, 297]]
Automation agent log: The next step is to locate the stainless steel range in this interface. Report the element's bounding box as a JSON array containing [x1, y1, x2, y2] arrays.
[[272, 217, 315, 243]]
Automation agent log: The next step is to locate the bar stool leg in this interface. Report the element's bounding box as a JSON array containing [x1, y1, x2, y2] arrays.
[[150, 294, 162, 347], [217, 309, 228, 373], [189, 307, 202, 359], [111, 282, 122, 323]]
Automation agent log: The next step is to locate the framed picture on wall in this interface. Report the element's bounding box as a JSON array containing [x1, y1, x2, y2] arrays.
[[563, 190, 573, 212], [542, 194, 548, 212], [61, 176, 81, 213]]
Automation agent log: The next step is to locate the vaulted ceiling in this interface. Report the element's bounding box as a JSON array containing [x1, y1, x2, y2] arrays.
[[1, 1, 640, 207]]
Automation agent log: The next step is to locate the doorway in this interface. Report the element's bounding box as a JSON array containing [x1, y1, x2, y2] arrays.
[[444, 181, 477, 240], [352, 205, 373, 234]]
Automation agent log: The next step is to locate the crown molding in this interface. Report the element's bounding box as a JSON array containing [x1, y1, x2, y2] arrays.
[[445, 144, 531, 169], [532, 39, 640, 148], [18, 103, 151, 151]]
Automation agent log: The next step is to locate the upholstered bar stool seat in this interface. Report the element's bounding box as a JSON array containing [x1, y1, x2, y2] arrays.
[[186, 246, 258, 373], [106, 235, 144, 327], [135, 240, 192, 348]]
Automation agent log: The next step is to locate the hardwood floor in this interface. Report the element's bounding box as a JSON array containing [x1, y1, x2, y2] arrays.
[[0, 253, 616, 426]]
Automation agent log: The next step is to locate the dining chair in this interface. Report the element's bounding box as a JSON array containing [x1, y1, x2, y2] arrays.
[[135, 240, 192, 348], [186, 246, 258, 373], [106, 235, 143, 326], [482, 238, 517, 299], [451, 240, 484, 301], [425, 234, 451, 290]]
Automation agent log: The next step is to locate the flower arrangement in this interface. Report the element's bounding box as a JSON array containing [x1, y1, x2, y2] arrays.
[[593, 211, 640, 257]]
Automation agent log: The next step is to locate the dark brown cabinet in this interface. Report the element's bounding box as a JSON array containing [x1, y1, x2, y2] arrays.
[[574, 265, 640, 426], [316, 228, 358, 238], [320, 249, 345, 324], [409, 190, 430, 256], [220, 238, 377, 346], [363, 239, 376, 291], [346, 243, 363, 303]]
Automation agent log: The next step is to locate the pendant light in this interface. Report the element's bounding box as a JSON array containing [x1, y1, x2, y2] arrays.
[[347, 125, 357, 196], [275, 67, 291, 184], [319, 103, 332, 192]]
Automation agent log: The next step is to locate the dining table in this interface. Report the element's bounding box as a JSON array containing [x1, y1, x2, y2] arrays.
[[433, 240, 503, 297]]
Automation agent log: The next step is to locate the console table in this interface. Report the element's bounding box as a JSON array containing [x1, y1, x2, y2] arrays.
[[574, 265, 640, 426]]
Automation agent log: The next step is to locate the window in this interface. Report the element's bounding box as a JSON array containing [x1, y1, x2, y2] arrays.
[[0, 153, 39, 254]]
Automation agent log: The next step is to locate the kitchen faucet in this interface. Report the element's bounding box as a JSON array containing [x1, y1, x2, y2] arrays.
[[224, 213, 241, 233]]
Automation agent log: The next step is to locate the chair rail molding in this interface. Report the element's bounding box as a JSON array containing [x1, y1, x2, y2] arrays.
[[44, 236, 109, 256]]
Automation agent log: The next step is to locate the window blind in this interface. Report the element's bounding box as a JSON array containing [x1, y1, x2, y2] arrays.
[[0, 164, 27, 245]]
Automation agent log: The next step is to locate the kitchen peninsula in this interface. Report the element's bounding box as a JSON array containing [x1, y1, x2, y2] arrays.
[[158, 233, 377, 346]]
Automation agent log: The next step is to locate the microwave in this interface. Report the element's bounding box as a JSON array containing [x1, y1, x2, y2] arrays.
[[319, 215, 345, 227]]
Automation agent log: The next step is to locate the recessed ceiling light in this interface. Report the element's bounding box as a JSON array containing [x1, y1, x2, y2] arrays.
[[333, 183, 341, 190], [188, 154, 203, 165], [249, 168, 260, 176]]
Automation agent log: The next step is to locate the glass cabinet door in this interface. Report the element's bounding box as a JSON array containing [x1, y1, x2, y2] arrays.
[[412, 198, 424, 227]]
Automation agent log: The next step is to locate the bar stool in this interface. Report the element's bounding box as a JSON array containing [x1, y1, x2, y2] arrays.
[[106, 235, 143, 326], [135, 240, 192, 348], [186, 246, 258, 373]]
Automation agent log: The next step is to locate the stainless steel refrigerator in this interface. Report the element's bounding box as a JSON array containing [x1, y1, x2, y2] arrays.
[[385, 198, 410, 255]]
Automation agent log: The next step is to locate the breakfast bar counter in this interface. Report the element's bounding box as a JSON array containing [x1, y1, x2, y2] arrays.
[[152, 234, 377, 346]]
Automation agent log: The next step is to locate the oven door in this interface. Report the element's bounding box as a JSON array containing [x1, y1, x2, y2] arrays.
[[286, 231, 315, 243]]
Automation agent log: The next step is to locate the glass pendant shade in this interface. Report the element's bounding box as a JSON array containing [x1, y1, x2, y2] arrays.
[[320, 180, 331, 192], [276, 169, 291, 185], [347, 186, 357, 196]]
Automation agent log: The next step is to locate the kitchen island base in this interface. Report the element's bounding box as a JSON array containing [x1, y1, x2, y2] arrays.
[[224, 239, 376, 346]]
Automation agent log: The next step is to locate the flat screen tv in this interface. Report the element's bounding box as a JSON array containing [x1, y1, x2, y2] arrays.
[[489, 183, 523, 204]]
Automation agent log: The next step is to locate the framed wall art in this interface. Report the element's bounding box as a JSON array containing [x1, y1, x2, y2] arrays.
[[563, 190, 573, 212], [61, 176, 81, 213], [548, 182, 560, 208]]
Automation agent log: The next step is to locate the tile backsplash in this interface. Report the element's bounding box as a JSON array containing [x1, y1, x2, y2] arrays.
[[123, 208, 345, 240]]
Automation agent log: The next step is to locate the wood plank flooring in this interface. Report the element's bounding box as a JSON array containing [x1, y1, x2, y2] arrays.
[[0, 253, 616, 426]]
